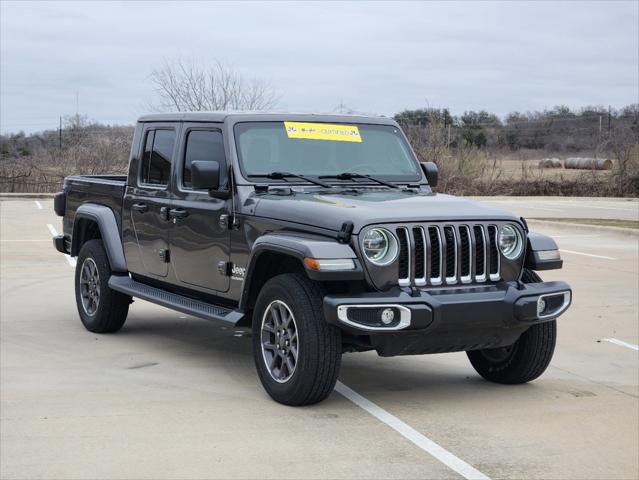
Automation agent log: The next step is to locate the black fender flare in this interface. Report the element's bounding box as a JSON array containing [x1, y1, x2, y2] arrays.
[[238, 233, 362, 310], [71, 204, 127, 273]]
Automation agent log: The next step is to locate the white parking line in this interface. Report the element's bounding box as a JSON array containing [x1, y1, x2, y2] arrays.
[[602, 338, 639, 351], [0, 239, 51, 242], [551, 234, 601, 239], [34, 200, 43, 209], [335, 381, 490, 480], [46, 224, 76, 267], [559, 249, 616, 261]]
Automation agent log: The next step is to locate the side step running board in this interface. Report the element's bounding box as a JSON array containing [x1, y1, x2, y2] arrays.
[[108, 275, 244, 326]]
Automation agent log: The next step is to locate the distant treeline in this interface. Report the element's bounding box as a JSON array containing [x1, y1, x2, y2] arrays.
[[1, 105, 638, 195], [1, 115, 133, 192], [2, 104, 637, 159], [394, 104, 638, 152]]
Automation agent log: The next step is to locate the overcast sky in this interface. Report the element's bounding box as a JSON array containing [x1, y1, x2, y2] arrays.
[[1, 1, 637, 133]]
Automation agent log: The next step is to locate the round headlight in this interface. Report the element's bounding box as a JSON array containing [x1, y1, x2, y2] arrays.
[[362, 228, 398, 266], [498, 224, 523, 259]]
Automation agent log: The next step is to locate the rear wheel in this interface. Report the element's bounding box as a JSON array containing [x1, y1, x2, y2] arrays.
[[75, 239, 130, 333], [252, 273, 342, 406], [467, 269, 557, 384]]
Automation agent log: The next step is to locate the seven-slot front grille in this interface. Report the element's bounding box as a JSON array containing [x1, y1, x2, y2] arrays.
[[395, 223, 501, 287]]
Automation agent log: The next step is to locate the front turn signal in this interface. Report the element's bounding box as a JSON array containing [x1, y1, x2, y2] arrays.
[[303, 258, 356, 272]]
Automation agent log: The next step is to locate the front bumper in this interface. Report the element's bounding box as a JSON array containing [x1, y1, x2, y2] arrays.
[[323, 281, 571, 356]]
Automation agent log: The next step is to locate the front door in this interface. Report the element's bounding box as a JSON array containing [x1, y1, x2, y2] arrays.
[[125, 126, 177, 278], [169, 125, 231, 292]]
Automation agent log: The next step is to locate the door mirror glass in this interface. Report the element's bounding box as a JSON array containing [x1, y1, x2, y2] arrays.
[[183, 130, 226, 189], [191, 160, 220, 190], [420, 161, 438, 188]]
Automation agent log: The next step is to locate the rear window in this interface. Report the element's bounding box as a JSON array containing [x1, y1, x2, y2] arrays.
[[140, 129, 176, 186]]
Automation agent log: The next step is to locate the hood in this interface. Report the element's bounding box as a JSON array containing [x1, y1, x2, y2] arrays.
[[250, 189, 520, 233]]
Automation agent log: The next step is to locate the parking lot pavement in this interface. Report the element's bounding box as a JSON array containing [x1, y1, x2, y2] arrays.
[[471, 196, 639, 222], [1, 199, 638, 480]]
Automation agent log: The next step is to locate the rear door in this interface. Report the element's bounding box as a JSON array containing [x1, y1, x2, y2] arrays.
[[168, 124, 231, 292], [124, 125, 177, 278]]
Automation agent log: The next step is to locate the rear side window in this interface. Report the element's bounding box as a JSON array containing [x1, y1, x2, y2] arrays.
[[183, 130, 226, 189], [140, 129, 175, 186]]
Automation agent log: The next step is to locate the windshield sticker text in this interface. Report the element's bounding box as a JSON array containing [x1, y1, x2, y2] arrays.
[[284, 122, 362, 143]]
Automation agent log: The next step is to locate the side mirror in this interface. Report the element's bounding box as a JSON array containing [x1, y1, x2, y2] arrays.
[[191, 160, 220, 191], [420, 162, 438, 188]]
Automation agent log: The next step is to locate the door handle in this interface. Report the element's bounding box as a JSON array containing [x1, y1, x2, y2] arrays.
[[132, 203, 148, 213], [169, 208, 189, 220]]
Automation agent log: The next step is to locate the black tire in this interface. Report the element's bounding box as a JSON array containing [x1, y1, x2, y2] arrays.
[[252, 273, 342, 406], [466, 269, 556, 384], [75, 239, 130, 333]]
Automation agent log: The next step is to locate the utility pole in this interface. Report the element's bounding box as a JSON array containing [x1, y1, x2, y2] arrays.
[[608, 105, 611, 134], [596, 115, 603, 158], [59, 116, 62, 151]]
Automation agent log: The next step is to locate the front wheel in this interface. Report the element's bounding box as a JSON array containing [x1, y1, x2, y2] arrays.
[[252, 273, 342, 406], [466, 269, 557, 384]]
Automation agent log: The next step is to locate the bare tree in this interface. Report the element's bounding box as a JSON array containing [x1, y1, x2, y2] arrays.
[[149, 58, 277, 112]]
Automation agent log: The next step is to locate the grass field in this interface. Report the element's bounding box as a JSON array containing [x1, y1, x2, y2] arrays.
[[492, 158, 613, 181]]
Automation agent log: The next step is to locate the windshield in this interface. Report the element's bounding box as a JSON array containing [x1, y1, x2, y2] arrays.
[[234, 121, 422, 181]]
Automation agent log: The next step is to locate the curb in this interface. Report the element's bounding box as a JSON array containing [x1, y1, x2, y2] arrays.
[[0, 193, 55, 199], [471, 196, 638, 204], [527, 219, 638, 237]]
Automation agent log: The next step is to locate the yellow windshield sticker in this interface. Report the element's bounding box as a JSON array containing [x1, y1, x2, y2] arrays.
[[284, 122, 362, 142]]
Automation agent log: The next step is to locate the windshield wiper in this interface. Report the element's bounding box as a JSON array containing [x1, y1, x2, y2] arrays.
[[319, 172, 401, 190], [257, 171, 332, 188]]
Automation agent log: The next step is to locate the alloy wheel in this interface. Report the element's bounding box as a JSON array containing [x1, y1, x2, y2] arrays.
[[260, 300, 299, 383], [79, 257, 100, 316]]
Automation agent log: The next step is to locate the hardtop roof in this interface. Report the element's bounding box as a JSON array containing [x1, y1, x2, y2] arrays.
[[137, 111, 398, 126]]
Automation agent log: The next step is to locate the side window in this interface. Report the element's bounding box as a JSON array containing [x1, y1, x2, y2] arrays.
[[140, 130, 154, 183], [140, 129, 175, 187], [183, 130, 226, 189]]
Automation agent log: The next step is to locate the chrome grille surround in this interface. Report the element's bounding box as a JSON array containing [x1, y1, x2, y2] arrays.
[[428, 226, 443, 286], [413, 227, 427, 286], [488, 225, 501, 282], [396, 227, 411, 287], [443, 226, 458, 285], [473, 225, 487, 283], [459, 225, 472, 284], [390, 222, 511, 287]]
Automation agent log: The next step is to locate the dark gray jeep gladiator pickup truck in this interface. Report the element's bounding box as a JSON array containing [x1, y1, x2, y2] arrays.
[[54, 112, 571, 405]]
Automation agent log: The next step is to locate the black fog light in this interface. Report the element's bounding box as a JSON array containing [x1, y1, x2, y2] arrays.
[[336, 304, 411, 331], [349, 307, 399, 326]]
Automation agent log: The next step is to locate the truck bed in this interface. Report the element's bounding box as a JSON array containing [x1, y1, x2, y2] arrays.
[[64, 174, 127, 188], [62, 174, 127, 237]]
